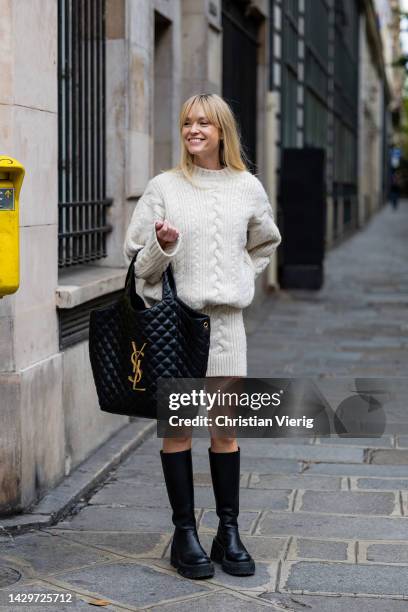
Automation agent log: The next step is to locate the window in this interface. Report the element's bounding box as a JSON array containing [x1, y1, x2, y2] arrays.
[[282, 0, 299, 147], [58, 0, 112, 268], [304, 0, 329, 149]]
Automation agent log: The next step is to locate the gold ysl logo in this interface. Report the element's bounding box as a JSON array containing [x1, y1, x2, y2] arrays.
[[128, 341, 146, 391]]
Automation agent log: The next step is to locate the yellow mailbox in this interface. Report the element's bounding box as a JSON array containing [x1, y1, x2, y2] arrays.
[[0, 156, 25, 298]]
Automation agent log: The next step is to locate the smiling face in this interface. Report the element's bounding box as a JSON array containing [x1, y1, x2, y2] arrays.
[[182, 103, 223, 166]]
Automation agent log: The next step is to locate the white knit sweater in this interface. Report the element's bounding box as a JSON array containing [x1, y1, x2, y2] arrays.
[[123, 165, 282, 311]]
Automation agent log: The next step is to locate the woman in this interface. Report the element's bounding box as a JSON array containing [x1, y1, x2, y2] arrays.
[[123, 93, 282, 580]]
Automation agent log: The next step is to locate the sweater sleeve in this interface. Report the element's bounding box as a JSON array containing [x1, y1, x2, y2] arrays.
[[246, 178, 282, 279], [123, 178, 182, 284]]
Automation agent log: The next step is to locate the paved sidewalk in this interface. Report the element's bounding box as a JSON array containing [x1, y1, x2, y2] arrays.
[[0, 202, 407, 610], [248, 200, 408, 378]]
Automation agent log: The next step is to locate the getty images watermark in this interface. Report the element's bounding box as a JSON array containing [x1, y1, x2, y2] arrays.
[[156, 377, 408, 438], [165, 385, 313, 430]]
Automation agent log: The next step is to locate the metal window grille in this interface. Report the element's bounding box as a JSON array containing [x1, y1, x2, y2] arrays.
[[282, 0, 299, 147], [58, 0, 112, 268], [333, 0, 359, 232], [304, 0, 329, 149]]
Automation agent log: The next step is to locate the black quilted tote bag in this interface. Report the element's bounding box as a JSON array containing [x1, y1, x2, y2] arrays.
[[88, 248, 211, 418]]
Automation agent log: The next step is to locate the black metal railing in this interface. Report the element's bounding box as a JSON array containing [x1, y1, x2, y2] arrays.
[[58, 0, 112, 268]]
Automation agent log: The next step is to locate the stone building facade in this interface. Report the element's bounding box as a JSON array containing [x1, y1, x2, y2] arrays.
[[0, 0, 274, 514]]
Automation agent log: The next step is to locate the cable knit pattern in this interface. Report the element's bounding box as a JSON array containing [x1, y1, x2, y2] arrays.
[[190, 192, 201, 311], [208, 188, 230, 355], [208, 191, 223, 302], [212, 308, 231, 356], [123, 164, 282, 376]]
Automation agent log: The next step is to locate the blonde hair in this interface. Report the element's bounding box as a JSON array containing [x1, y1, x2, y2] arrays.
[[165, 93, 249, 187]]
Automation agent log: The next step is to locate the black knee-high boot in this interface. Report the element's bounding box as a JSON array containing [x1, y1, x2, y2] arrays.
[[208, 447, 255, 575], [160, 449, 214, 579]]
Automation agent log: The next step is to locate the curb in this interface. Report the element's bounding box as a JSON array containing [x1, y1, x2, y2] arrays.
[[0, 419, 156, 536]]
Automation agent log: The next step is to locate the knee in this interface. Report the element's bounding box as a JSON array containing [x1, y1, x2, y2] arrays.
[[210, 436, 238, 452], [173, 436, 192, 446], [162, 436, 192, 452]]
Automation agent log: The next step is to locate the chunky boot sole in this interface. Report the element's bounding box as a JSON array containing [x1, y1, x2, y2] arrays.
[[170, 549, 215, 579], [210, 537, 255, 576]]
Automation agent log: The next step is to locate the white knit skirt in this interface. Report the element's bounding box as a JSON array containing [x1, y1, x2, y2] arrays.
[[199, 305, 247, 377]]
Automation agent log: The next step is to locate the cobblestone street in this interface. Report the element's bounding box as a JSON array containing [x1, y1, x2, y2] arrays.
[[0, 202, 407, 610]]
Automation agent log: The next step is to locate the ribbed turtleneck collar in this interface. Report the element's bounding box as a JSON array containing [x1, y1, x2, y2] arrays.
[[192, 163, 237, 179]]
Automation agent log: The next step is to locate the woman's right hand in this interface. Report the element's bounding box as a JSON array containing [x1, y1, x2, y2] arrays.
[[155, 219, 180, 250]]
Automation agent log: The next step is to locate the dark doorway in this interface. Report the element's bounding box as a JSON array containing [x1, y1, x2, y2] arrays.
[[222, 0, 260, 173]]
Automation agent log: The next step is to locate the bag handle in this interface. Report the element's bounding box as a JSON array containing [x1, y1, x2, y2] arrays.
[[125, 247, 177, 302], [162, 261, 177, 299]]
